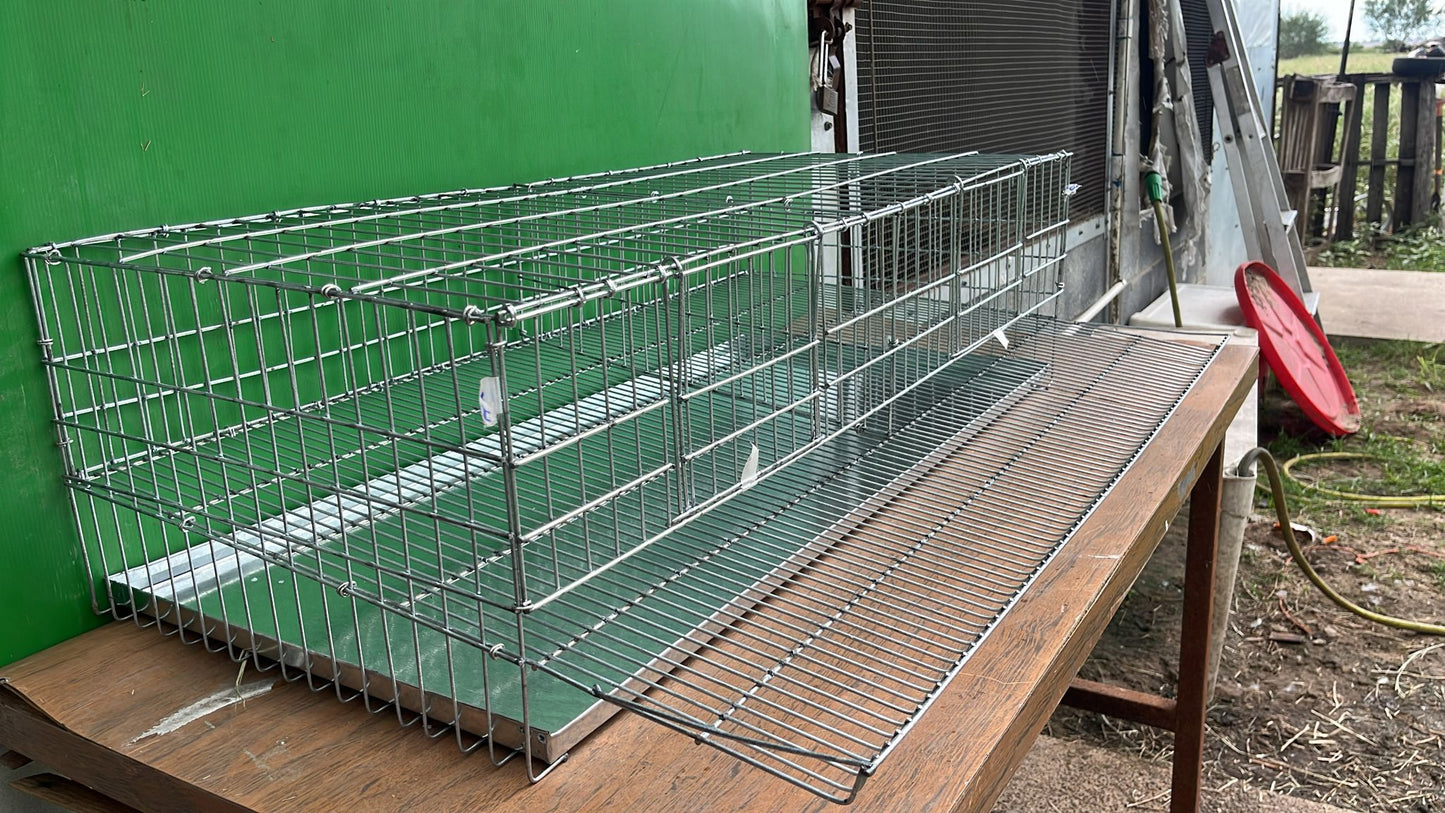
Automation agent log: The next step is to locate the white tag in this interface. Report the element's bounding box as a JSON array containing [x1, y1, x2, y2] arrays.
[[991, 328, 1010, 350], [478, 377, 502, 426], [739, 443, 760, 490]]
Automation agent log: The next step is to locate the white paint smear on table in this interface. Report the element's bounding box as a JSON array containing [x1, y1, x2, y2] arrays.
[[128, 679, 277, 744]]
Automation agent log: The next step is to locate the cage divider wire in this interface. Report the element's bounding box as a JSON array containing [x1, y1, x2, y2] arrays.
[[25, 151, 1223, 802]]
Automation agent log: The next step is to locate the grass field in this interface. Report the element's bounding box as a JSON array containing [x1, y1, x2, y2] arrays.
[[1277, 50, 1398, 76]]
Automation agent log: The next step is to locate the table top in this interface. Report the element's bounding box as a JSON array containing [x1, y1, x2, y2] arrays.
[[1, 340, 1256, 813]]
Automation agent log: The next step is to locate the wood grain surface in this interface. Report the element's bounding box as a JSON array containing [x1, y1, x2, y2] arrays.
[[0, 342, 1256, 813]]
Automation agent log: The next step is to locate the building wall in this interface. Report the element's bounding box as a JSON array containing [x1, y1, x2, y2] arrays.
[[0, 0, 808, 666]]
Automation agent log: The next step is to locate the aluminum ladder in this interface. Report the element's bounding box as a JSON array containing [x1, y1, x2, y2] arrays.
[[1203, 0, 1315, 308]]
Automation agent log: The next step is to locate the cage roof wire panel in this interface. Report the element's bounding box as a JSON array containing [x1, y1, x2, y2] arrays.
[[25, 151, 1223, 803]]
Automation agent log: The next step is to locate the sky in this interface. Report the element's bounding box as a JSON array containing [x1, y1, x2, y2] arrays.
[[1281, 0, 1378, 42], [1284, 0, 1445, 42]]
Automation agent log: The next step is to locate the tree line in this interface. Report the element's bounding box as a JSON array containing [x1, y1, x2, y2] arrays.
[[1280, 0, 1442, 59]]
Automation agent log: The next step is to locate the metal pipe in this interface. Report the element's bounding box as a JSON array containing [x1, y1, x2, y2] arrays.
[[1338, 0, 1358, 78], [1103, 0, 1118, 258], [1105, 0, 1139, 325], [1207, 466, 1255, 699], [1074, 280, 1128, 323]]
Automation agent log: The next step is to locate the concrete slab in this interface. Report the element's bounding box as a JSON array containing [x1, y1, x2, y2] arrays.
[[993, 735, 1357, 813], [1309, 267, 1445, 343]]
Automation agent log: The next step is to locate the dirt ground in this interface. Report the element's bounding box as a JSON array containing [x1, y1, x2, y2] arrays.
[[1048, 338, 1445, 812]]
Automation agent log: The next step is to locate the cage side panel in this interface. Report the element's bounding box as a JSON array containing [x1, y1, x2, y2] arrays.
[[527, 325, 1219, 799], [40, 256, 521, 601], [460, 155, 1072, 612]]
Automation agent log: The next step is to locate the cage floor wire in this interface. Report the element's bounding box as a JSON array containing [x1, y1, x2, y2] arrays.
[[25, 150, 1224, 802]]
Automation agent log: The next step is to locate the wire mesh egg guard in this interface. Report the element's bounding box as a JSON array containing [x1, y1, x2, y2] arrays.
[[25, 151, 1222, 803]]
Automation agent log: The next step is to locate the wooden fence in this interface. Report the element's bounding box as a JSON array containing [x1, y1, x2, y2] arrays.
[[1274, 72, 1441, 245]]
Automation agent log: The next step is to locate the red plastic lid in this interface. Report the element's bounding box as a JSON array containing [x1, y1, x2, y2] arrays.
[[1234, 261, 1361, 437]]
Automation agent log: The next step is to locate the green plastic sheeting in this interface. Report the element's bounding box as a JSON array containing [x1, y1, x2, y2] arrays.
[[0, 0, 807, 666]]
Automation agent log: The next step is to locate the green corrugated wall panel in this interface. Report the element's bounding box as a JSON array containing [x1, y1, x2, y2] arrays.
[[0, 0, 808, 666]]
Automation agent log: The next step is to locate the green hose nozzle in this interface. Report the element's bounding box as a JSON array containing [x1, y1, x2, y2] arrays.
[[1145, 170, 1166, 204], [1145, 171, 1182, 328]]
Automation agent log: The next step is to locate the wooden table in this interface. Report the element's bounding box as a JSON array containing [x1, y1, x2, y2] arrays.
[[0, 342, 1256, 813]]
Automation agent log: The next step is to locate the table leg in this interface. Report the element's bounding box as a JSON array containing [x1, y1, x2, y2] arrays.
[[1171, 442, 1224, 813]]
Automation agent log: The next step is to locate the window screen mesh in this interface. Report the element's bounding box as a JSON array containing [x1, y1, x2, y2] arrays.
[[855, 0, 1112, 220], [1180, 0, 1217, 164]]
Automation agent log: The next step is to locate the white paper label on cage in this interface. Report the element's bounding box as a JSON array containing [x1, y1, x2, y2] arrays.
[[739, 443, 760, 490], [991, 328, 1010, 350], [478, 377, 503, 426]]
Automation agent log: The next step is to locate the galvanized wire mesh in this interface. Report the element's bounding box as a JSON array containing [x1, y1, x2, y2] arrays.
[[534, 321, 1220, 799], [855, 0, 1112, 220], [19, 150, 1223, 802]]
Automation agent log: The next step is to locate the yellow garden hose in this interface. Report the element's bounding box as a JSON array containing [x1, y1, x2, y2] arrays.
[[1238, 447, 1445, 636], [1282, 451, 1444, 508]]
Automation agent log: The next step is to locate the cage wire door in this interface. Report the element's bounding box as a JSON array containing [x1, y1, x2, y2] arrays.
[[26, 151, 1221, 802]]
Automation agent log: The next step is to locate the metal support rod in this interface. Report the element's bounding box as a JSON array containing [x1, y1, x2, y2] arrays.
[[1106, 0, 1139, 324], [1338, 0, 1357, 79], [1073, 281, 1128, 324]]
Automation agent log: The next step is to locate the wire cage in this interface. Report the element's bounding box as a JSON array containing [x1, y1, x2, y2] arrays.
[[18, 150, 1179, 802]]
